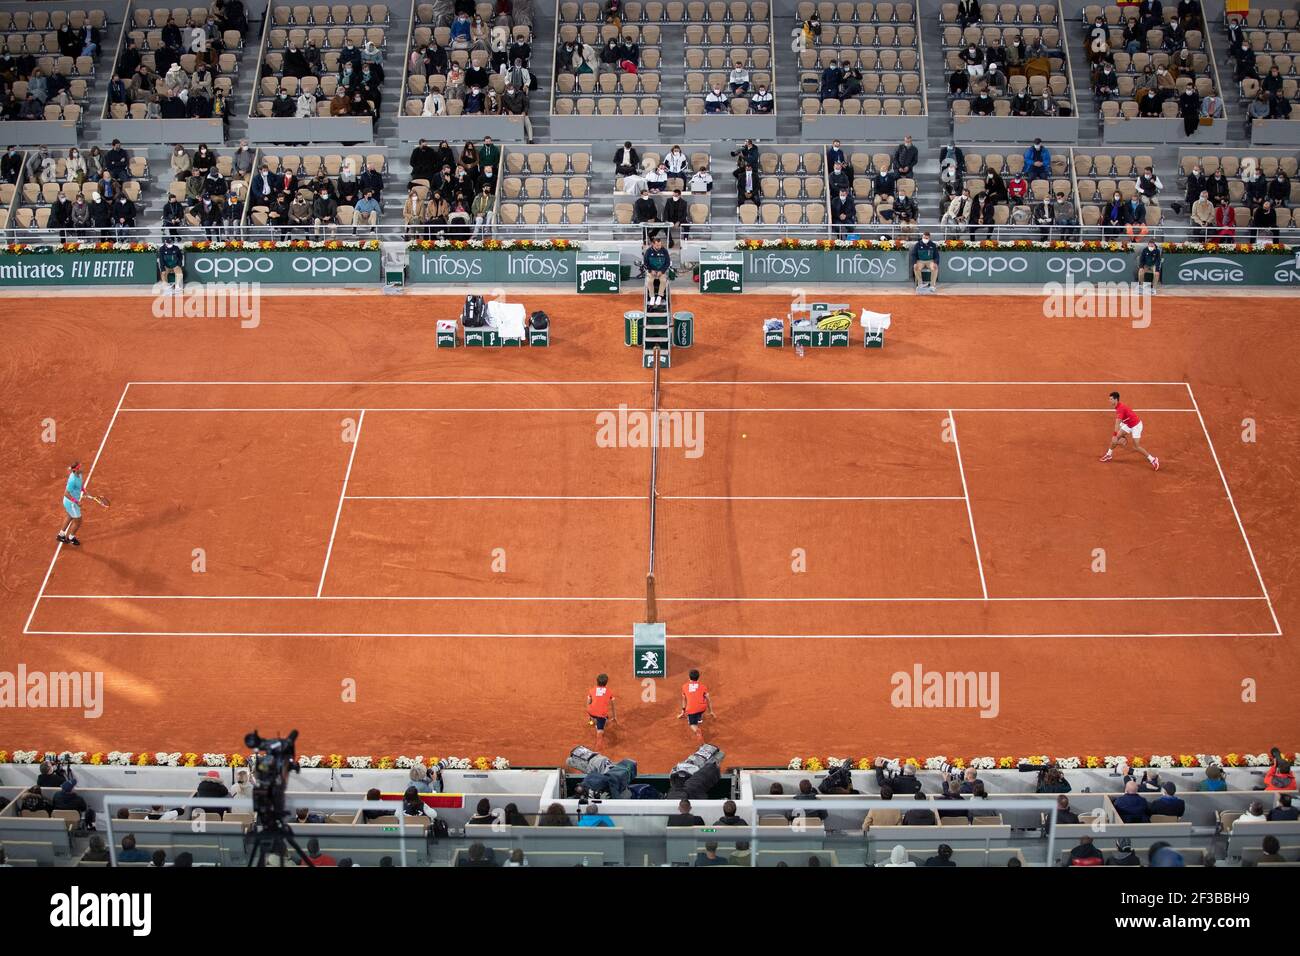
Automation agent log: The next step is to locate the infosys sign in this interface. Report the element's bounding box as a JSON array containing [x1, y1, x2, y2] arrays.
[[184, 250, 381, 284], [409, 250, 577, 283]]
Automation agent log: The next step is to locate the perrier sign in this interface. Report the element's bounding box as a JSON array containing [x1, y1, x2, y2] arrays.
[[698, 250, 744, 294], [575, 251, 621, 293]]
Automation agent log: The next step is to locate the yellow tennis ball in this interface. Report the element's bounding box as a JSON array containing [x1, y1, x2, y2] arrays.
[[742, 433, 747, 438]]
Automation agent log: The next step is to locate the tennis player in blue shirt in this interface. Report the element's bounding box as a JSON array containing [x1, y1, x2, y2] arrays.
[[57, 461, 104, 547]]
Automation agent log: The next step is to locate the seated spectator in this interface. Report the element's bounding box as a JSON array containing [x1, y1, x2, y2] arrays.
[[695, 841, 727, 866], [1213, 196, 1236, 241], [971, 91, 995, 115], [538, 802, 572, 826], [19, 785, 52, 816], [1023, 138, 1051, 182], [863, 785, 901, 829], [1252, 199, 1279, 242], [645, 163, 668, 193], [1235, 800, 1268, 827], [714, 800, 747, 826], [362, 787, 388, 821], [831, 187, 856, 236], [294, 807, 328, 825], [298, 837, 337, 866], [704, 84, 729, 113], [578, 804, 615, 827], [936, 779, 968, 819], [401, 785, 437, 820], [728, 840, 752, 866], [901, 792, 934, 826], [688, 165, 713, 194], [1149, 781, 1185, 818], [1107, 838, 1141, 866], [81, 835, 110, 863], [613, 141, 640, 177], [924, 844, 957, 867], [728, 61, 750, 95], [1006, 171, 1029, 206], [1068, 835, 1104, 866], [884, 844, 916, 867], [1199, 764, 1228, 791], [1259, 834, 1287, 864], [1055, 794, 1079, 825], [353, 190, 380, 232], [118, 834, 150, 862], [1267, 793, 1298, 822], [1113, 781, 1151, 823], [667, 798, 704, 827], [751, 82, 773, 113], [468, 798, 495, 826]]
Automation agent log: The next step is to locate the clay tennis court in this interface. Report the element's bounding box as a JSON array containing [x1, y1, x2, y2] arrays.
[[2, 292, 1297, 770]]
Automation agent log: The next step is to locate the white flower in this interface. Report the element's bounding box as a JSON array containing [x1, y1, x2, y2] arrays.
[[827, 757, 846, 769], [395, 755, 425, 769], [1244, 753, 1271, 766], [155, 752, 182, 767], [298, 754, 323, 768], [1103, 755, 1127, 768], [787, 757, 803, 770], [202, 753, 228, 767], [12, 750, 38, 764], [107, 751, 134, 766], [491, 757, 510, 770], [1149, 755, 1174, 768], [971, 756, 996, 770], [1056, 756, 1081, 770], [1196, 754, 1222, 769], [345, 755, 373, 769], [923, 756, 948, 770]]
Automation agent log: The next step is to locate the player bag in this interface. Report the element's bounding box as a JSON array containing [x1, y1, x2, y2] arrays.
[[529, 309, 549, 330], [461, 294, 488, 327]]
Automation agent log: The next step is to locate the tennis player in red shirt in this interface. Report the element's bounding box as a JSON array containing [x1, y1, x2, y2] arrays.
[[586, 674, 616, 744], [1100, 391, 1160, 470], [678, 669, 714, 741]]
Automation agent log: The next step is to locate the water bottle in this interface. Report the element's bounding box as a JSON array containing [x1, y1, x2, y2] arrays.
[[795, 344, 805, 358]]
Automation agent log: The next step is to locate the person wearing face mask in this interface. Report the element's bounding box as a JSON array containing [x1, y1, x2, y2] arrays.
[[599, 38, 621, 75], [750, 81, 773, 113], [1103, 191, 1128, 236], [664, 146, 689, 179], [705, 83, 729, 113], [831, 186, 857, 237], [662, 188, 688, 248], [312, 187, 338, 239]]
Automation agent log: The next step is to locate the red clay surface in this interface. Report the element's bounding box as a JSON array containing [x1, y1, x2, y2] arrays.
[[1, 291, 1297, 770]]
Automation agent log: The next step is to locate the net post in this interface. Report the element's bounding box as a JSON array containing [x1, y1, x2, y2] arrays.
[[645, 573, 658, 624]]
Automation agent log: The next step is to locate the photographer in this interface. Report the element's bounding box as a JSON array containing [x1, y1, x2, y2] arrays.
[[1019, 761, 1072, 793], [52, 779, 88, 820], [873, 757, 922, 795], [731, 138, 759, 170], [37, 757, 71, 789]]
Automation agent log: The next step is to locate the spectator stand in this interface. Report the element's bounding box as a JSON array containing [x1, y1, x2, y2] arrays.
[[243, 144, 389, 234], [0, 147, 23, 229], [828, 141, 918, 233], [1221, 5, 1300, 146], [682, 0, 777, 139], [551, 1, 663, 139], [496, 142, 590, 233], [400, 1, 536, 143], [99, 0, 256, 145], [941, 141, 1071, 239], [247, 1, 394, 143], [160, 143, 256, 237], [797, 1, 929, 142], [1174, 145, 1300, 235], [1079, 1, 1229, 144], [0, 0, 120, 146], [943, 0, 1080, 142], [8, 141, 151, 238], [1072, 146, 1163, 233], [732, 143, 827, 234], [608, 141, 711, 238]]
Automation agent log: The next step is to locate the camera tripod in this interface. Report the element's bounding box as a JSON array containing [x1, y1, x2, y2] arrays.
[[245, 814, 313, 867]]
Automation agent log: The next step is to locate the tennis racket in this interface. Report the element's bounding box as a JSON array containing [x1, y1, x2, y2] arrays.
[[85, 494, 111, 508]]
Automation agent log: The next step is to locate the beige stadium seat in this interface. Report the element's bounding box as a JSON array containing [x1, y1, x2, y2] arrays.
[[737, 202, 758, 224]]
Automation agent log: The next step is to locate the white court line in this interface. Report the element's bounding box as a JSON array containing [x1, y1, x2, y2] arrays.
[[316, 409, 365, 598], [22, 629, 1282, 639], [115, 407, 1201, 414], [947, 409, 988, 602], [342, 495, 968, 502], [1185, 383, 1283, 636], [23, 382, 132, 636], [126, 379, 1196, 386], [39, 594, 1268, 603]]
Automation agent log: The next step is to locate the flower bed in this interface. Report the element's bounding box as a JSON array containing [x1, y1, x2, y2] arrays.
[[0, 749, 508, 771], [405, 238, 577, 251], [785, 751, 1295, 772], [2, 239, 381, 255], [737, 237, 1295, 254]]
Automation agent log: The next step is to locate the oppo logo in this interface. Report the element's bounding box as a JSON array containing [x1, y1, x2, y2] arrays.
[[748, 254, 812, 277], [834, 254, 901, 278], [193, 255, 275, 279], [506, 254, 571, 278], [949, 254, 1030, 277], [289, 255, 374, 278], [1176, 256, 1245, 283], [1046, 255, 1128, 278], [421, 255, 484, 278]]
